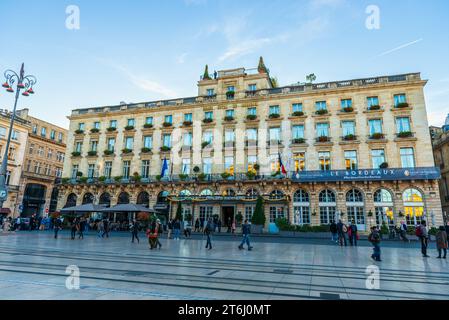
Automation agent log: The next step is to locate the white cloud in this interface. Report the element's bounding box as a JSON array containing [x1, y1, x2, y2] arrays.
[[219, 37, 280, 62]]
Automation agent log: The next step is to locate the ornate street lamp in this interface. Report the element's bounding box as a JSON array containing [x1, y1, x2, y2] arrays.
[[0, 63, 37, 211]]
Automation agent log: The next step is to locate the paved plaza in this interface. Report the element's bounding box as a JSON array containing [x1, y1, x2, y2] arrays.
[[0, 231, 448, 300]]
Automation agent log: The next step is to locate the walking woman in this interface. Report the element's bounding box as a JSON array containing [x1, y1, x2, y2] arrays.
[[131, 219, 140, 243], [71, 218, 78, 240], [436, 226, 448, 259]]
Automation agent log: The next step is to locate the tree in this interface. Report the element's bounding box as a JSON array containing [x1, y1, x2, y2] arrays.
[[175, 202, 183, 221], [306, 73, 316, 84], [251, 196, 266, 225], [203, 65, 211, 80], [258, 56, 268, 74]]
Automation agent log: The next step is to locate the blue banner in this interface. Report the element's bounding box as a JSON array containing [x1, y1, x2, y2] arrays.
[[291, 167, 441, 182]]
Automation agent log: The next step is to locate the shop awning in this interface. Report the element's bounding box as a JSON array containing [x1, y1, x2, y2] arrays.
[[61, 203, 107, 213], [0, 208, 11, 215], [101, 204, 159, 213]]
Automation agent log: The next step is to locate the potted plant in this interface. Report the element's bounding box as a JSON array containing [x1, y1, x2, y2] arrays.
[[198, 173, 206, 181], [367, 210, 373, 217], [76, 171, 83, 178], [203, 118, 213, 124], [193, 166, 200, 174], [124, 125, 135, 131], [106, 127, 117, 132], [396, 102, 409, 108], [71, 151, 81, 157], [343, 134, 356, 141], [104, 149, 114, 156], [251, 196, 265, 234], [292, 111, 304, 117], [370, 133, 384, 140], [79, 177, 88, 183], [226, 91, 235, 99], [132, 172, 141, 182], [141, 147, 152, 153], [61, 177, 70, 184], [183, 121, 192, 126], [221, 172, 231, 179], [98, 176, 106, 182], [114, 176, 123, 182], [380, 222, 389, 239], [253, 163, 260, 172], [179, 174, 188, 181], [143, 123, 153, 129], [318, 136, 329, 143], [398, 211, 404, 218], [201, 141, 210, 149], [156, 175, 162, 181], [162, 122, 172, 127], [122, 148, 132, 154], [175, 203, 183, 221], [246, 170, 256, 179], [75, 129, 84, 135], [368, 105, 381, 111], [342, 106, 354, 113], [315, 109, 328, 115], [160, 146, 171, 152], [292, 138, 305, 144], [397, 131, 413, 138], [268, 113, 280, 119], [90, 128, 100, 134], [379, 162, 389, 169], [87, 151, 97, 157], [224, 116, 234, 122], [246, 114, 257, 121]]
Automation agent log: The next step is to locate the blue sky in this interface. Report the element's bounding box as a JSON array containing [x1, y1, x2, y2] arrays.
[[0, 0, 448, 128]]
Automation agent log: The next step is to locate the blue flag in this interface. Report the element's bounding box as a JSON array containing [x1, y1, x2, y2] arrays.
[[161, 157, 168, 177]]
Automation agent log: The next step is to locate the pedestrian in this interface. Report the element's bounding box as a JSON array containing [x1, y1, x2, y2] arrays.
[[445, 222, 449, 242], [173, 219, 181, 240], [54, 217, 62, 239], [227, 217, 231, 233], [102, 218, 110, 238], [368, 226, 382, 262], [78, 218, 84, 239], [204, 218, 213, 250], [194, 218, 200, 233], [330, 221, 338, 243], [231, 220, 236, 235], [416, 221, 429, 258], [155, 219, 163, 249], [200, 217, 205, 232], [217, 219, 222, 233], [183, 219, 192, 238], [131, 219, 140, 243], [167, 219, 173, 239], [336, 220, 348, 247], [238, 219, 253, 251], [349, 221, 358, 246], [399, 220, 409, 242], [70, 218, 77, 240], [436, 226, 448, 259], [146, 221, 158, 250]]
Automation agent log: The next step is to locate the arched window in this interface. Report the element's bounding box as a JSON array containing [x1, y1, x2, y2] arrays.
[[157, 191, 169, 203], [82, 193, 94, 205], [65, 193, 77, 208], [179, 189, 192, 200], [200, 189, 213, 196], [293, 190, 310, 225], [269, 190, 285, 200], [118, 192, 130, 204], [245, 188, 259, 200], [99, 193, 111, 208], [374, 189, 394, 226], [319, 190, 336, 225], [223, 188, 236, 197], [346, 189, 365, 228], [136, 192, 150, 208], [403, 188, 424, 225]]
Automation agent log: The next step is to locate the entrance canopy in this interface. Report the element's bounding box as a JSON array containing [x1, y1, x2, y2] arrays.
[[101, 204, 158, 213], [61, 203, 107, 214]]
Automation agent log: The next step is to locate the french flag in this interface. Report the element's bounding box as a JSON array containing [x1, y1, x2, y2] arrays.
[[278, 153, 287, 175]]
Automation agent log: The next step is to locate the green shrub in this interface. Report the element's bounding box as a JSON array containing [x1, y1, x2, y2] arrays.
[[251, 196, 266, 226]]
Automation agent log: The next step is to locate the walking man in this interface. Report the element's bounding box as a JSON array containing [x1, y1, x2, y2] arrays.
[[238, 220, 253, 251], [368, 226, 382, 261], [54, 217, 62, 239], [204, 218, 213, 250], [131, 219, 140, 243], [70, 218, 78, 240], [78, 218, 84, 239], [173, 219, 181, 240], [436, 226, 448, 259], [336, 219, 348, 247], [102, 218, 110, 238], [400, 220, 409, 242], [417, 221, 429, 257], [167, 219, 173, 239], [330, 221, 338, 243], [349, 221, 358, 246]]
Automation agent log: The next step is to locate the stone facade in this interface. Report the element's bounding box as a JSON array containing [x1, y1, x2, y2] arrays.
[[15, 109, 67, 217], [432, 124, 449, 221], [57, 62, 443, 231]]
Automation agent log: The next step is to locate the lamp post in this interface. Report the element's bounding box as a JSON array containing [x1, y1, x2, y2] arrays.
[[0, 63, 37, 211]]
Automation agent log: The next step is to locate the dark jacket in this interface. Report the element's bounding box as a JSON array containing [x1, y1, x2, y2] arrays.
[[337, 222, 346, 234], [204, 223, 212, 235], [242, 223, 251, 235], [330, 223, 337, 233], [173, 221, 181, 230]]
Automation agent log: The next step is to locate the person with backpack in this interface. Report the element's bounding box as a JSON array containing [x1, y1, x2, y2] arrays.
[[330, 221, 338, 243], [146, 220, 158, 250], [53, 217, 62, 239], [348, 221, 358, 246], [238, 220, 253, 251], [336, 220, 347, 247], [368, 226, 382, 261], [155, 219, 163, 249], [204, 218, 213, 250], [400, 220, 409, 242], [436, 226, 448, 259], [416, 221, 429, 258]]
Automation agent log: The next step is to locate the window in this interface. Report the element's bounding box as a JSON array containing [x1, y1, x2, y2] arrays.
[[203, 158, 212, 174], [341, 99, 352, 109], [75, 142, 82, 153], [346, 189, 365, 226], [94, 122, 100, 129], [183, 132, 193, 147], [248, 84, 256, 91], [227, 86, 235, 93], [292, 103, 303, 113], [344, 150, 358, 170], [315, 101, 327, 111], [248, 107, 257, 116], [164, 115, 172, 124], [11, 130, 19, 141], [32, 125, 37, 134], [5, 171, 10, 185], [0, 127, 6, 137], [78, 123, 84, 131], [400, 148, 415, 168], [122, 161, 131, 179], [182, 158, 191, 174], [206, 88, 215, 96], [319, 189, 336, 225], [247, 155, 257, 171], [8, 146, 15, 160], [245, 206, 255, 221], [205, 111, 213, 120], [224, 130, 235, 143], [270, 190, 285, 200], [292, 125, 304, 139], [396, 117, 411, 133], [89, 141, 98, 152], [71, 165, 79, 179], [371, 149, 385, 169], [41, 127, 47, 137], [26, 160, 31, 172], [294, 153, 306, 172], [342, 121, 355, 136], [270, 207, 285, 223], [269, 105, 280, 115], [107, 138, 115, 151], [58, 132, 63, 142], [145, 117, 153, 125], [87, 164, 95, 179], [367, 96, 379, 108], [110, 120, 117, 128], [125, 137, 134, 150], [316, 123, 329, 137], [394, 94, 407, 106], [368, 119, 382, 135], [246, 128, 257, 144], [270, 154, 280, 173], [127, 119, 135, 127], [143, 136, 153, 149], [224, 156, 234, 175], [403, 188, 424, 225], [199, 206, 213, 220], [29, 144, 34, 154], [141, 160, 150, 178], [184, 113, 192, 122], [293, 190, 310, 225], [226, 109, 234, 118], [203, 131, 213, 144], [50, 130, 56, 140], [163, 134, 171, 148], [374, 189, 394, 226], [269, 127, 281, 143], [104, 162, 112, 178], [318, 152, 331, 171]]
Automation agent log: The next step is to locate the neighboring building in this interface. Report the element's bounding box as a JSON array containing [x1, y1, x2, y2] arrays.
[[432, 114, 449, 222], [15, 108, 67, 217], [57, 59, 443, 231], [0, 109, 30, 218]]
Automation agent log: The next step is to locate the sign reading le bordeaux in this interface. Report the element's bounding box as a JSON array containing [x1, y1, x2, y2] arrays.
[[291, 167, 441, 182]]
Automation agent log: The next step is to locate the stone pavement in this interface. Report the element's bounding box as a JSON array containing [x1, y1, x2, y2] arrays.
[[0, 231, 448, 300]]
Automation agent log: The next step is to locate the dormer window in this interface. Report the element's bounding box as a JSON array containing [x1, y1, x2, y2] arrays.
[[248, 84, 256, 91], [206, 88, 215, 96]]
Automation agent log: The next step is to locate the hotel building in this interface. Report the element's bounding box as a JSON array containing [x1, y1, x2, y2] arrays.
[[57, 59, 443, 231]]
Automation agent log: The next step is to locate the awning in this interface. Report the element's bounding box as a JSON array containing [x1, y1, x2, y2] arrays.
[[61, 203, 107, 213], [101, 204, 159, 213], [0, 208, 11, 215]]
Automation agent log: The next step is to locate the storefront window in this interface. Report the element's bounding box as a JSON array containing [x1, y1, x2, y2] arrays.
[[319, 189, 336, 225], [270, 207, 285, 223], [374, 189, 394, 226], [346, 189, 365, 228], [293, 190, 310, 225], [403, 188, 424, 226]]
